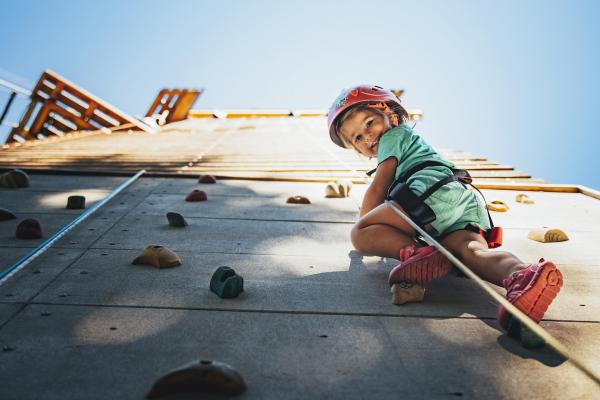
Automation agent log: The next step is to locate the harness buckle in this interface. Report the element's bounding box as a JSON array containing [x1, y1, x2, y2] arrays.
[[485, 226, 503, 248], [387, 182, 436, 227]]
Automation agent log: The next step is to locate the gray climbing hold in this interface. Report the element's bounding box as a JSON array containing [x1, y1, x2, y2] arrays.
[[0, 169, 30, 188], [0, 207, 17, 221], [146, 359, 247, 398], [66, 195, 86, 209], [166, 212, 187, 227]]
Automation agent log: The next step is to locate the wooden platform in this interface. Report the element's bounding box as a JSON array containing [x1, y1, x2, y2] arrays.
[[0, 116, 549, 187]]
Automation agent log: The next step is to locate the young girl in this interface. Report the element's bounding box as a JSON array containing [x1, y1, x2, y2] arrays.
[[327, 85, 563, 330]]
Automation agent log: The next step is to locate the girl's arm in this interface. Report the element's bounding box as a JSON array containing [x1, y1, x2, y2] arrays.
[[359, 157, 398, 217]]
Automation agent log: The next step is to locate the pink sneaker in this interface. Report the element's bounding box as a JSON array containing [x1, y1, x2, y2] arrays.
[[497, 259, 563, 329], [388, 245, 453, 285]]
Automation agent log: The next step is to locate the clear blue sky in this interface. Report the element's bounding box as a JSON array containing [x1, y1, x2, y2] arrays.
[[1, 0, 599, 189]]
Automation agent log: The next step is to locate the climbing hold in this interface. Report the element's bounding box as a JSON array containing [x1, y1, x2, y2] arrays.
[[324, 180, 352, 198], [16, 219, 42, 239], [166, 212, 187, 227], [390, 282, 425, 305], [0, 169, 30, 188], [337, 179, 352, 197], [527, 227, 569, 243], [324, 182, 340, 198], [197, 174, 217, 184], [506, 317, 545, 349], [186, 189, 207, 202], [66, 195, 86, 209], [287, 195, 311, 204], [132, 245, 182, 268], [0, 207, 17, 221], [210, 266, 244, 298], [515, 193, 535, 204], [486, 200, 509, 212], [146, 359, 247, 399]]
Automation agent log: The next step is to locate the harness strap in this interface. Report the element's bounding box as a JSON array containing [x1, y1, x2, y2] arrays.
[[397, 160, 449, 183], [419, 175, 459, 201]]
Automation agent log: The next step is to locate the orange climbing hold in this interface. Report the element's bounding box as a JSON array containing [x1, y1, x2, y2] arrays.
[[391, 282, 425, 305]]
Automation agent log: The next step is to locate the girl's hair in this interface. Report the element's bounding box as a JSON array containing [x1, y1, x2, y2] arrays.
[[335, 102, 409, 149]]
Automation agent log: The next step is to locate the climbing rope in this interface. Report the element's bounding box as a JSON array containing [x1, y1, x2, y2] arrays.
[[0, 169, 146, 286]]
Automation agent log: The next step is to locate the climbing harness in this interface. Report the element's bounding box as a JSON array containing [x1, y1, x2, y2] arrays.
[[371, 160, 503, 248]]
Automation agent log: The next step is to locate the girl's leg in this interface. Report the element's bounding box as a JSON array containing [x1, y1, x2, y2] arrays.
[[441, 229, 563, 328], [351, 203, 418, 258], [440, 230, 527, 286]]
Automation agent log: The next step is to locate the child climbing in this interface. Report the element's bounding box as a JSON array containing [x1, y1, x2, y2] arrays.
[[327, 85, 563, 331]]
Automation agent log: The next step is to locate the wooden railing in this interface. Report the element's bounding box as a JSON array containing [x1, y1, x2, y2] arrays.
[[145, 88, 202, 125], [7, 70, 152, 142]]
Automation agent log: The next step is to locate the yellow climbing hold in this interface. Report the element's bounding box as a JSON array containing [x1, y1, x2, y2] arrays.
[[528, 228, 569, 243], [516, 193, 535, 204], [132, 245, 182, 268], [287, 196, 311, 204], [486, 200, 509, 212], [324, 180, 352, 198], [391, 282, 425, 305]]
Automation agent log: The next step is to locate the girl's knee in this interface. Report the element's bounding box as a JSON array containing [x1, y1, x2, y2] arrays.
[[456, 240, 488, 260], [350, 224, 366, 252]]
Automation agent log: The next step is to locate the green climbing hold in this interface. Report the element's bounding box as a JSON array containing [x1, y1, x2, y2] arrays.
[[210, 266, 244, 299], [506, 317, 546, 349]]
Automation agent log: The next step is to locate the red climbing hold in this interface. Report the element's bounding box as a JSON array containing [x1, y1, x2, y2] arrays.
[[16, 218, 42, 239], [185, 190, 207, 202], [197, 174, 217, 184], [146, 359, 247, 398]]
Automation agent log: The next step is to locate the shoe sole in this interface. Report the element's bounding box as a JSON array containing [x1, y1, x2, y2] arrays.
[[389, 248, 452, 285], [512, 262, 563, 323]]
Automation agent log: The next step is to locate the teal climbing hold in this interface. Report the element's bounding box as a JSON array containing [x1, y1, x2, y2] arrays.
[[506, 317, 546, 349], [210, 266, 244, 299]]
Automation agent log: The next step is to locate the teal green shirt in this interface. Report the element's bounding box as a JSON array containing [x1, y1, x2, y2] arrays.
[[376, 124, 455, 196]]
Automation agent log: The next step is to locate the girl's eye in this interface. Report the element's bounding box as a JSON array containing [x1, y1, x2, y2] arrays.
[[366, 120, 373, 128]]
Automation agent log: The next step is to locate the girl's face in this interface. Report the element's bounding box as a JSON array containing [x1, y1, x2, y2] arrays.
[[339, 110, 391, 158]]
